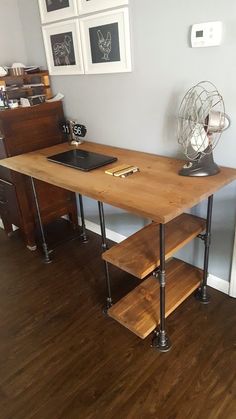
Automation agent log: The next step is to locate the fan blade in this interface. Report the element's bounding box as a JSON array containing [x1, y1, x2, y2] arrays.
[[197, 94, 213, 125], [190, 124, 209, 152]]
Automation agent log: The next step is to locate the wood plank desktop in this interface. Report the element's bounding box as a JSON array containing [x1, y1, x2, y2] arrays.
[[1, 141, 236, 224]]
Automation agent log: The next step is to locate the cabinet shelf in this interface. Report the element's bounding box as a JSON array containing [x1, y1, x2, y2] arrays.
[[103, 213, 206, 279], [108, 258, 202, 339], [0, 70, 52, 100]]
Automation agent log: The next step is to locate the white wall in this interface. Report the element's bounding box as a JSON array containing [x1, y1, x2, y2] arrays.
[[0, 0, 28, 65], [11, 0, 236, 281]]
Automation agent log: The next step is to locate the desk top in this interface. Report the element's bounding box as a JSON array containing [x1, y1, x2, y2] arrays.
[[1, 141, 236, 224]]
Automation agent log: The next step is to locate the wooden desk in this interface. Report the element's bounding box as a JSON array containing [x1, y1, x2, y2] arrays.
[[1, 141, 236, 351], [0, 141, 235, 223]]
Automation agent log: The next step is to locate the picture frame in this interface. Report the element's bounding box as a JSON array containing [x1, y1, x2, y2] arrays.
[[38, 0, 78, 24], [77, 0, 129, 15], [80, 8, 132, 74], [42, 19, 84, 75]]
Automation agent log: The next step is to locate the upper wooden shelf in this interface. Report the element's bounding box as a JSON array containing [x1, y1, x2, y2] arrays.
[[1, 71, 49, 82], [108, 258, 202, 339], [103, 213, 206, 279]]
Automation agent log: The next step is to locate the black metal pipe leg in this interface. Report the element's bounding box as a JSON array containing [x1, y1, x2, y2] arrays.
[[103, 260, 112, 311], [98, 201, 108, 251], [78, 194, 88, 243], [30, 177, 52, 264], [98, 201, 113, 312], [152, 224, 171, 352], [195, 195, 214, 304]]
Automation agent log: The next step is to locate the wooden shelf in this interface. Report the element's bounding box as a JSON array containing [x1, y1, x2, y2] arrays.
[[102, 213, 206, 279], [0, 70, 52, 100], [108, 258, 202, 339]]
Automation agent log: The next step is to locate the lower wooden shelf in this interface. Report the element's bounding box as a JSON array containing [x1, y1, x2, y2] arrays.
[[108, 258, 202, 339]]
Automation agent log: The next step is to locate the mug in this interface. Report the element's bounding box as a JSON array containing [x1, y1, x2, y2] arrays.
[[8, 99, 19, 109]]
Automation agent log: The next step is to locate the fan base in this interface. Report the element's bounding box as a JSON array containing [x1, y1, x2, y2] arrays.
[[179, 153, 220, 177]]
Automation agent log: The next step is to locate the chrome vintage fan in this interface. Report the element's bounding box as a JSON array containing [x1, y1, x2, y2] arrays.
[[177, 81, 230, 176]]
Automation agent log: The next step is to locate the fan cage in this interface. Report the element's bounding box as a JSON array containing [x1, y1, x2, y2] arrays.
[[177, 81, 225, 161]]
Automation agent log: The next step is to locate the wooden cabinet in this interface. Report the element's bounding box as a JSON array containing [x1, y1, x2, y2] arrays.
[[0, 101, 78, 249]]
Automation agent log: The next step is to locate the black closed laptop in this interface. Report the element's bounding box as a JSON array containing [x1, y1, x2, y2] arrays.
[[47, 149, 117, 171]]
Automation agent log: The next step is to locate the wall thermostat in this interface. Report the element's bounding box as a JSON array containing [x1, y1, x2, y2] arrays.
[[191, 21, 222, 48]]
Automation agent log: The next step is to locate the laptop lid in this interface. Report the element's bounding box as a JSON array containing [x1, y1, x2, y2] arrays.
[[47, 149, 117, 171]]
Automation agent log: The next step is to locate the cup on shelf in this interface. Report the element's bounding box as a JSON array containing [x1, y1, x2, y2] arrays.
[[8, 99, 19, 109]]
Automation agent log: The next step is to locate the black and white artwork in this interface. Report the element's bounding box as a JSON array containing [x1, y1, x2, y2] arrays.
[[38, 0, 78, 24], [42, 20, 84, 75], [80, 9, 131, 74], [46, 0, 69, 12], [50, 32, 75, 66], [78, 0, 129, 15], [89, 23, 120, 64]]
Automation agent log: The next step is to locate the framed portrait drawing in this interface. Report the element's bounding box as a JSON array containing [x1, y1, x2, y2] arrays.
[[42, 20, 84, 75], [77, 0, 129, 15], [38, 0, 78, 24], [80, 8, 132, 74]]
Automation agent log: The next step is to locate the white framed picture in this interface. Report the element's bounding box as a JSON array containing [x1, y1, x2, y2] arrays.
[[42, 19, 84, 75], [77, 0, 128, 15], [38, 0, 78, 24], [80, 8, 132, 74]]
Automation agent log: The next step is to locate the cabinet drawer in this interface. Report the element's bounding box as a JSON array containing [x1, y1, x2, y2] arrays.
[[0, 138, 7, 159], [0, 179, 11, 203], [0, 179, 20, 226], [0, 166, 12, 183], [0, 138, 12, 182], [0, 201, 8, 220]]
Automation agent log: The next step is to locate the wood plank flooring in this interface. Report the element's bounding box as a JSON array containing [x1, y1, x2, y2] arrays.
[[0, 227, 235, 419]]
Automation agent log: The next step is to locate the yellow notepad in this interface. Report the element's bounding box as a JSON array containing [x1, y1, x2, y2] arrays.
[[105, 164, 134, 176], [105, 164, 139, 178], [114, 166, 139, 177]]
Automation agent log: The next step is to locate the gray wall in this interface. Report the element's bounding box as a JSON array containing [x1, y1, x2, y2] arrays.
[[0, 0, 28, 65], [12, 1, 236, 280]]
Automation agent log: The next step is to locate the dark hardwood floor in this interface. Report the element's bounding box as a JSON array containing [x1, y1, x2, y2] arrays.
[[0, 226, 235, 419]]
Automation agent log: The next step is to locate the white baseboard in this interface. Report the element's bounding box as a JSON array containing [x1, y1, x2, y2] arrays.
[[208, 274, 229, 295], [79, 217, 126, 243], [83, 217, 231, 296]]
